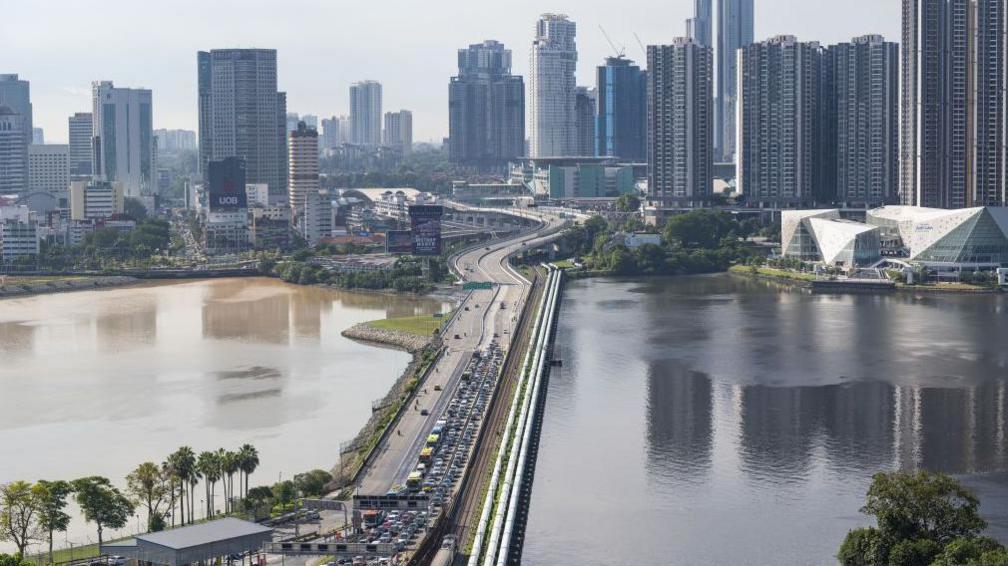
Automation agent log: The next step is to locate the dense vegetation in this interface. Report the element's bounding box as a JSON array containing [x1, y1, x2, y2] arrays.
[[271, 255, 449, 294], [565, 210, 760, 276], [838, 471, 1008, 566], [32, 219, 173, 270]]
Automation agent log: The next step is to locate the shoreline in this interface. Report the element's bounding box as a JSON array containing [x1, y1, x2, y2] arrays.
[[727, 265, 1004, 294], [0, 275, 142, 299]]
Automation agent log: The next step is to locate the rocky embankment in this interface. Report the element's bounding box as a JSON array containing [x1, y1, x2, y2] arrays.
[[341, 323, 431, 352], [0, 276, 137, 298]]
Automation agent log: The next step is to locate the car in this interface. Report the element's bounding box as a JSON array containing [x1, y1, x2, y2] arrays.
[[434, 384, 442, 391], [421, 409, 429, 416]]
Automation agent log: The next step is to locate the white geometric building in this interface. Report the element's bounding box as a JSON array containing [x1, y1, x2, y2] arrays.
[[866, 206, 1008, 267], [781, 209, 882, 267]]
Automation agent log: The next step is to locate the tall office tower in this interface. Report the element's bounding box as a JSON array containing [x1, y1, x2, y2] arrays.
[[595, 56, 647, 161], [647, 39, 713, 208], [28, 144, 69, 198], [0, 74, 32, 134], [0, 75, 31, 193], [829, 35, 899, 207], [686, 0, 713, 47], [288, 121, 319, 215], [301, 115, 318, 130], [91, 81, 155, 198], [286, 113, 300, 138], [0, 106, 28, 194], [902, 0, 1006, 208], [350, 81, 382, 147], [574, 87, 596, 156], [383, 110, 413, 154], [198, 49, 288, 202], [68, 112, 93, 176], [448, 40, 525, 170], [32, 128, 44, 145], [715, 0, 754, 162], [529, 14, 577, 158], [737, 36, 829, 207]]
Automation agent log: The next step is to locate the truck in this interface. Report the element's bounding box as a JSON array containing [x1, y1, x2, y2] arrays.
[[419, 446, 433, 464], [406, 472, 422, 491], [426, 433, 440, 448]]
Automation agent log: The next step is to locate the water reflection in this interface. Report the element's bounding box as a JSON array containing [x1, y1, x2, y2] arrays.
[[525, 275, 1008, 565]]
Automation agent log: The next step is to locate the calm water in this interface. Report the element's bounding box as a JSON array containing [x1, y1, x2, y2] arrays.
[[524, 274, 1008, 566], [0, 278, 448, 549]]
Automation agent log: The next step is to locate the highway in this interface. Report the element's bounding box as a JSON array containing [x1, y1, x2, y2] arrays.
[[355, 210, 565, 496]]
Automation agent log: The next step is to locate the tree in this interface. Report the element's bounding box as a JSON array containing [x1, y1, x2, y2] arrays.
[[123, 197, 148, 221], [166, 447, 196, 525], [615, 194, 641, 213], [237, 444, 260, 500], [244, 487, 274, 512], [931, 537, 1008, 566], [0, 554, 32, 566], [838, 471, 997, 566], [218, 449, 239, 514], [663, 209, 737, 250], [0, 481, 40, 557], [292, 470, 333, 498], [272, 481, 296, 508], [126, 462, 168, 531], [32, 480, 71, 566], [70, 477, 135, 548], [197, 452, 220, 519]]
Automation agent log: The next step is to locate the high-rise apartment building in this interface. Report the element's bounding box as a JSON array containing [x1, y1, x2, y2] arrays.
[[350, 81, 382, 147], [68, 112, 93, 177], [830, 35, 899, 207], [198, 49, 288, 202], [288, 121, 319, 217], [715, 0, 754, 162], [647, 39, 713, 207], [737, 36, 830, 207], [574, 87, 596, 157], [595, 56, 647, 161], [529, 14, 577, 158], [154, 129, 197, 152], [0, 106, 28, 194], [448, 40, 525, 170], [686, 0, 713, 48], [321, 116, 350, 149], [901, 0, 1006, 208], [383, 110, 413, 154], [91, 81, 155, 198], [28, 144, 69, 199]]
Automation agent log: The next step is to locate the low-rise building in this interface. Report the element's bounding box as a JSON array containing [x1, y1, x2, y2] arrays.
[[69, 180, 124, 220], [866, 206, 1008, 267], [781, 209, 882, 267], [1, 218, 39, 261], [509, 157, 640, 200]]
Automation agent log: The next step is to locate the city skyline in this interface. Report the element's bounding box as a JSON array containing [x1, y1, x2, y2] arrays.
[[2, 0, 900, 144]]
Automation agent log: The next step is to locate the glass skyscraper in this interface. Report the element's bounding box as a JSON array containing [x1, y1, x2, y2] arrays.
[[595, 56, 647, 162]]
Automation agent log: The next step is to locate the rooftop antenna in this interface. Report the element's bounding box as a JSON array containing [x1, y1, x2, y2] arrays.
[[598, 25, 626, 58]]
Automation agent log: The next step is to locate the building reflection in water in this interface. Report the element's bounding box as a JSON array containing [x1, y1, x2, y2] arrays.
[[201, 280, 292, 343], [645, 360, 713, 482]]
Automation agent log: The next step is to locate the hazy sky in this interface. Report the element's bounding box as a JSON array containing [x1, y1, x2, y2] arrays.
[[3, 0, 900, 144]]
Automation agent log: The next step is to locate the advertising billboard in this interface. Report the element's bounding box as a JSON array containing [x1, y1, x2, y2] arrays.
[[409, 205, 443, 256], [386, 230, 413, 254], [207, 157, 248, 211]]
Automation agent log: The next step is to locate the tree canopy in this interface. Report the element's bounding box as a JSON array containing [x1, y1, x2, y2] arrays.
[[838, 471, 1007, 566], [70, 476, 135, 547]]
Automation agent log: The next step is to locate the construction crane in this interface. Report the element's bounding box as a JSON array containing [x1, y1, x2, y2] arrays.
[[633, 32, 647, 59], [598, 25, 626, 58]]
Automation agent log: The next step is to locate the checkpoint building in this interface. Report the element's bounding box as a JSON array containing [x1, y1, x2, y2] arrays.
[[100, 517, 272, 566], [781, 209, 882, 267]]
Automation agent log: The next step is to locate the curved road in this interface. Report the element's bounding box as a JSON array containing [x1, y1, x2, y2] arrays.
[[356, 210, 566, 496]]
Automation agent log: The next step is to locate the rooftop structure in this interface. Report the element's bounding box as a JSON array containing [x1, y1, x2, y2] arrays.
[[101, 518, 273, 566], [781, 209, 881, 267], [867, 205, 1008, 266]]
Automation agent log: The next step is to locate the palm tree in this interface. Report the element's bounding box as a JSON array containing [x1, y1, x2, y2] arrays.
[[167, 447, 196, 525], [197, 451, 220, 518], [237, 444, 260, 501], [161, 460, 178, 527]]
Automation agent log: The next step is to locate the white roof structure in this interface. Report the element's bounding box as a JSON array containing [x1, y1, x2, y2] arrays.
[[806, 218, 879, 265], [781, 209, 881, 267], [867, 205, 1008, 265]]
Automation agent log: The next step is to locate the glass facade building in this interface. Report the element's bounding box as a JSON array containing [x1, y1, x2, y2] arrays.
[[595, 56, 647, 162]]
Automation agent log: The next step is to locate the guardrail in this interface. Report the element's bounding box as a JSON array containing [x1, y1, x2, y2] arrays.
[[264, 541, 395, 557]]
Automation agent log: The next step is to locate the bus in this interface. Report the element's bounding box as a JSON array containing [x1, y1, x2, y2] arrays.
[[407, 471, 422, 491]]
